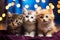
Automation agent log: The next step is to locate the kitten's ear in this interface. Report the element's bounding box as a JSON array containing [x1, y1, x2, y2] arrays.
[[48, 8, 54, 18], [22, 8, 28, 14], [7, 12, 12, 17], [36, 7, 41, 15], [48, 8, 53, 14]]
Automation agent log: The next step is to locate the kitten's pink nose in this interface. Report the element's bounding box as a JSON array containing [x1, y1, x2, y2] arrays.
[[27, 20, 29, 22]]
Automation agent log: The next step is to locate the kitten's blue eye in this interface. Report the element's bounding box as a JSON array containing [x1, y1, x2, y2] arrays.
[[26, 16, 29, 18], [46, 16, 48, 18]]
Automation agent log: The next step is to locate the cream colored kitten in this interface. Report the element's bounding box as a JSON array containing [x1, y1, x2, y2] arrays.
[[36, 8, 57, 37]]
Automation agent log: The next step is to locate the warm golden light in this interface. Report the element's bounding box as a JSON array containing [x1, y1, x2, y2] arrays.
[[37, 6, 41, 10], [11, 2, 15, 6], [0, 17, 3, 21], [49, 3, 52, 6], [51, 5, 54, 9], [36, 6, 41, 12], [5, 2, 15, 10], [49, 3, 54, 9], [58, 1, 60, 4], [2, 13, 6, 17], [57, 4, 60, 8], [58, 9, 60, 14], [8, 3, 11, 7], [5, 5, 9, 10]]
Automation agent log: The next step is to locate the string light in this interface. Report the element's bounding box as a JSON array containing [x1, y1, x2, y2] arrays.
[[34, 4, 38, 8], [58, 9, 60, 14], [13, 0, 15, 1], [8, 3, 12, 7], [16, 4, 21, 8], [51, 5, 54, 9], [0, 17, 3, 21], [25, 5, 29, 8], [2, 13, 6, 17], [5, 2, 15, 10], [36, 6, 41, 11], [42, 0, 46, 3], [23, 0, 26, 1], [58, 1, 60, 4], [11, 2, 15, 6], [49, 3, 54, 9], [46, 6, 49, 9], [57, 4, 60, 8], [57, 0, 60, 14], [5, 5, 9, 10], [36, 0, 40, 3]]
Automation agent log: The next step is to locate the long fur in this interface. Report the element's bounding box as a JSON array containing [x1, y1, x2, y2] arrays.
[[36, 8, 57, 37]]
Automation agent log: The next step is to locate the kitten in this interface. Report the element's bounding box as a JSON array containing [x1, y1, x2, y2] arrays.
[[7, 12, 23, 35], [36, 8, 57, 37], [23, 8, 36, 37]]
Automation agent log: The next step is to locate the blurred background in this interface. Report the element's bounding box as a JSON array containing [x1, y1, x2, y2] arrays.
[[0, 0, 60, 30]]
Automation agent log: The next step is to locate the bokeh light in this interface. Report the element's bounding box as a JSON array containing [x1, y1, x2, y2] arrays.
[[57, 4, 60, 8], [2, 13, 6, 17], [25, 5, 29, 8], [13, 0, 15, 1], [5, 5, 9, 10], [8, 3, 12, 7], [42, 0, 46, 3], [16, 4, 21, 8], [11, 2, 15, 6], [49, 3, 54, 9], [34, 4, 38, 8], [57, 9, 60, 14], [58, 1, 60, 4], [36, 0, 40, 3], [46, 5, 49, 9], [0, 17, 3, 21]]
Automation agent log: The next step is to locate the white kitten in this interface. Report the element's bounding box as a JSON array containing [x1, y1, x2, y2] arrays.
[[23, 8, 36, 37]]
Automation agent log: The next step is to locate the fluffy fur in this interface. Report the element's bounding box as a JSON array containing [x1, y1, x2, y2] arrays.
[[36, 8, 57, 37], [23, 8, 36, 37], [7, 12, 23, 35]]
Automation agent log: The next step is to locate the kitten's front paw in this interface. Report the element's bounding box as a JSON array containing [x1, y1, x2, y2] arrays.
[[24, 34, 29, 36], [29, 32, 35, 37], [30, 35, 34, 37], [46, 34, 52, 37], [24, 34, 34, 37], [38, 34, 44, 37]]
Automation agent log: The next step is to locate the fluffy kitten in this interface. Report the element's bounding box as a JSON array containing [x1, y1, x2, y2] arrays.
[[7, 12, 23, 35], [36, 8, 57, 37], [23, 8, 36, 37]]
